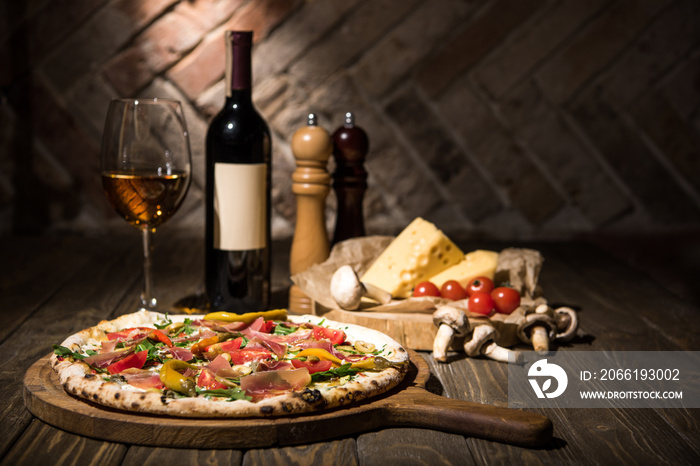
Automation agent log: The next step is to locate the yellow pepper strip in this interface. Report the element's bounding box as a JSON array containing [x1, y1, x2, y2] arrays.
[[294, 348, 344, 367], [351, 357, 399, 371], [159, 360, 198, 397], [350, 358, 378, 370], [203, 308, 288, 324]]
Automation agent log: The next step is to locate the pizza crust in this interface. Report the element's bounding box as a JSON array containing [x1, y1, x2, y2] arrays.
[[51, 311, 409, 418]]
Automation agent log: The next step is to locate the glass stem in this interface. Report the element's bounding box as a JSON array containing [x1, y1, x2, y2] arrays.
[[141, 228, 157, 310]]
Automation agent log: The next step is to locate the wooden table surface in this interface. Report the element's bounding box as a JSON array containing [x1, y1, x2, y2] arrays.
[[1, 231, 699, 465]]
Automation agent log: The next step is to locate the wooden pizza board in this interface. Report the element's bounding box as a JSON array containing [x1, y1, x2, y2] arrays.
[[24, 352, 552, 449]]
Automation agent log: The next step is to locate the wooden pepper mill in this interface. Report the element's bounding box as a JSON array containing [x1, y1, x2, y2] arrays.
[[289, 113, 332, 314], [331, 112, 369, 246]]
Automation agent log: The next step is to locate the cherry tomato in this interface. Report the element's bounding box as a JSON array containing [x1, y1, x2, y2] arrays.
[[440, 280, 467, 301], [413, 281, 441, 297], [465, 276, 494, 296], [467, 292, 495, 315], [491, 287, 521, 314]]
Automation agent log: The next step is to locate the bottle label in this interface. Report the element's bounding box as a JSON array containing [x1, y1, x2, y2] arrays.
[[214, 162, 267, 251]]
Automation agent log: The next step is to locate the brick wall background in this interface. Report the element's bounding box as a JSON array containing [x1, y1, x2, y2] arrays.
[[1, 0, 700, 244]]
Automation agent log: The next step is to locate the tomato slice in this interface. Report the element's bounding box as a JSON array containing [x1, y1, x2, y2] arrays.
[[248, 317, 276, 333], [209, 338, 243, 353], [228, 348, 273, 365], [291, 358, 333, 374], [106, 350, 148, 375], [203, 337, 244, 360], [196, 368, 228, 390], [313, 327, 346, 345]]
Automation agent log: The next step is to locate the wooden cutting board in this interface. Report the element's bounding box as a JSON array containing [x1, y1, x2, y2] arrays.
[[24, 352, 551, 448], [317, 308, 441, 351]]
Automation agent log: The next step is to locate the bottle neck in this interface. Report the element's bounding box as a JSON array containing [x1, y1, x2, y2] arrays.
[[225, 31, 252, 97], [225, 89, 252, 107]]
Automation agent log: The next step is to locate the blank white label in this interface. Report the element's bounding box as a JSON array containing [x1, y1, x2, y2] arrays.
[[214, 163, 267, 250]]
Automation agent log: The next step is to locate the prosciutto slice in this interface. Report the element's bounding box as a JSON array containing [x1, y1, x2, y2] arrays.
[[196, 319, 248, 333], [246, 338, 287, 359], [171, 329, 217, 344], [240, 367, 311, 399], [83, 348, 132, 368], [100, 340, 118, 353], [120, 368, 164, 390], [167, 346, 194, 361], [207, 354, 232, 375], [257, 360, 294, 372], [241, 327, 313, 346]]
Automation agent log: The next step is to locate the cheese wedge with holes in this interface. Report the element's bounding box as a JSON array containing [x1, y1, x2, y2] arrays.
[[427, 249, 499, 289], [360, 218, 464, 298]]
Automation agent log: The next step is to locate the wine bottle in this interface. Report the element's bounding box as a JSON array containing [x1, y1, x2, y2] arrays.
[[205, 31, 271, 313]]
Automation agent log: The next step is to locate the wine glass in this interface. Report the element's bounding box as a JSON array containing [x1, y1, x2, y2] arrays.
[[100, 98, 192, 310]]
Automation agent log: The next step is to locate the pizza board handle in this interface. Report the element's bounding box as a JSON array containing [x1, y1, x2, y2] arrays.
[[383, 387, 553, 447]]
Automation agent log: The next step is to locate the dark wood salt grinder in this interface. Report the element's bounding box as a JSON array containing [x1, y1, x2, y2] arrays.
[[331, 112, 369, 246]]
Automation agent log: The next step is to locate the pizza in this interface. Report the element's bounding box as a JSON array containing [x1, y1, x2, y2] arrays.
[[50, 309, 409, 417]]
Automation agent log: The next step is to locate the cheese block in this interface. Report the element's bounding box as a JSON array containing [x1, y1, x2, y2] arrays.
[[427, 249, 499, 289], [360, 218, 464, 298]]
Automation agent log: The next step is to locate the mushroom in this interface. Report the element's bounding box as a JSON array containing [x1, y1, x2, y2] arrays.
[[517, 304, 579, 353], [464, 323, 522, 364], [432, 306, 470, 362], [516, 304, 558, 353], [330, 265, 392, 310], [553, 306, 579, 342]]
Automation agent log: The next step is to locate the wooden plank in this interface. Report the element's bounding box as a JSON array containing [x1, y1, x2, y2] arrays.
[[1, 419, 127, 466], [424, 351, 700, 465], [106, 233, 289, 314], [539, 244, 700, 460], [421, 353, 576, 464], [356, 428, 473, 465], [242, 438, 357, 466], [0, 236, 115, 342], [539, 242, 700, 351], [417, 244, 700, 465], [3, 237, 698, 464], [122, 446, 243, 466], [0, 236, 141, 458], [96, 231, 205, 317]]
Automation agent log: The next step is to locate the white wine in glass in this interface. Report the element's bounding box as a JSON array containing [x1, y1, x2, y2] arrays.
[[100, 98, 192, 310]]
